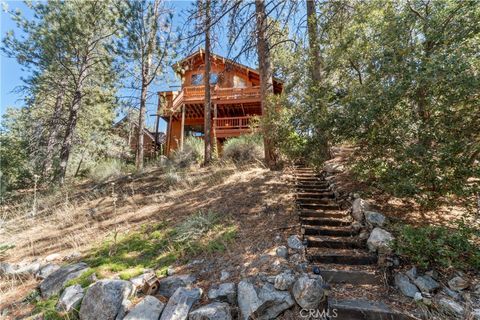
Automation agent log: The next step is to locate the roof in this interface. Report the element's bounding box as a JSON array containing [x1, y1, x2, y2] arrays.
[[114, 115, 163, 143], [174, 49, 284, 84]]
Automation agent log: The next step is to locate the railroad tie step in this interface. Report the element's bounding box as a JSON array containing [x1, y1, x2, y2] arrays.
[[298, 203, 339, 210], [300, 217, 351, 226], [296, 197, 335, 204], [308, 252, 378, 265], [306, 236, 366, 249], [328, 299, 412, 320], [299, 210, 349, 219], [303, 225, 358, 237], [318, 269, 383, 285]]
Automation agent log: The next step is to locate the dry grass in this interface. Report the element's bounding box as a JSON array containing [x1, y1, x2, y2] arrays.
[[0, 163, 297, 318]]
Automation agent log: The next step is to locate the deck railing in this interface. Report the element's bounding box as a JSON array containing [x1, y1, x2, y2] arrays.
[[214, 116, 253, 130]]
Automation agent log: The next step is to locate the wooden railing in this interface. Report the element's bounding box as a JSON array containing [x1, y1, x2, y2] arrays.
[[214, 116, 253, 130]]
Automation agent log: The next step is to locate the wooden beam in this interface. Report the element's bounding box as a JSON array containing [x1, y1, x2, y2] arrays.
[[180, 104, 185, 151]]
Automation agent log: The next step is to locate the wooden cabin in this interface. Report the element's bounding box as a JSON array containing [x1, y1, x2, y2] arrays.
[[158, 50, 283, 155]]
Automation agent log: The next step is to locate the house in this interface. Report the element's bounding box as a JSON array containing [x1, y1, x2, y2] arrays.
[[114, 115, 166, 158], [157, 50, 283, 155]]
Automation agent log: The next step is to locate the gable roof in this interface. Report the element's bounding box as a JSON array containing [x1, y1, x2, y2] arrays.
[[174, 49, 284, 85]]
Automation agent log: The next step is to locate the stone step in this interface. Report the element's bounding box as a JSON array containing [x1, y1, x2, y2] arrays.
[[299, 209, 349, 219], [296, 191, 335, 198], [327, 299, 412, 320], [308, 252, 378, 265], [300, 217, 351, 226], [298, 203, 339, 210], [303, 225, 358, 237], [296, 197, 334, 204], [318, 269, 383, 285], [305, 236, 366, 249]]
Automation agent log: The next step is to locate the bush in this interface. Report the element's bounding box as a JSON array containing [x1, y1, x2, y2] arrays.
[[394, 220, 480, 271], [222, 135, 264, 163], [173, 211, 218, 244], [88, 159, 132, 183], [172, 137, 204, 168]]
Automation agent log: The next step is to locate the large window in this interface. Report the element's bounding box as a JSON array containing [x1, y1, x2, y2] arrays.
[[233, 75, 247, 88], [210, 73, 219, 85], [191, 73, 203, 85]]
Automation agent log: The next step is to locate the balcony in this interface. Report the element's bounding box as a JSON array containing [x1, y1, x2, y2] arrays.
[[214, 116, 257, 138], [163, 86, 262, 114]]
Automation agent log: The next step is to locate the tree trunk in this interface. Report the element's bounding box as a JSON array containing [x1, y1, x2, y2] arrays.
[[136, 76, 148, 171], [255, 0, 275, 168], [57, 89, 82, 184], [306, 0, 322, 83], [43, 85, 65, 180], [203, 0, 212, 165]]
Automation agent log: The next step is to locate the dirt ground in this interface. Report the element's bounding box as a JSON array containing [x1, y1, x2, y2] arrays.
[[0, 164, 299, 318]]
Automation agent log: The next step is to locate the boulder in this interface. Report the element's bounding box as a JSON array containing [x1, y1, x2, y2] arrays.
[[79, 279, 133, 320], [160, 287, 202, 320], [448, 276, 469, 291], [275, 246, 288, 259], [367, 228, 394, 254], [0, 261, 41, 278], [292, 275, 325, 309], [158, 274, 196, 298], [237, 280, 294, 320], [39, 262, 89, 298], [124, 295, 165, 320], [189, 302, 232, 320], [437, 297, 464, 317], [364, 211, 387, 228], [405, 267, 417, 281], [167, 267, 176, 276], [413, 276, 440, 293], [274, 271, 296, 291], [36, 264, 61, 280], [352, 198, 369, 222], [45, 253, 62, 262], [56, 285, 84, 312], [287, 235, 304, 250], [208, 282, 236, 304], [394, 273, 419, 298]]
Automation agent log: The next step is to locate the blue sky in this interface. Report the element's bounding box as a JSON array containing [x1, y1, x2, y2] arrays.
[[0, 0, 259, 132]]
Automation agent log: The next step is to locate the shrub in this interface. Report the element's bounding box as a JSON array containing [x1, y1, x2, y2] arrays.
[[88, 159, 132, 183], [172, 137, 204, 168], [222, 135, 264, 163], [393, 220, 480, 271], [173, 211, 218, 244]]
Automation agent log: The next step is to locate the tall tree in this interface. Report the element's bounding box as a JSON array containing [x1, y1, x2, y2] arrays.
[[117, 0, 173, 171], [306, 0, 322, 83], [203, 0, 213, 165]]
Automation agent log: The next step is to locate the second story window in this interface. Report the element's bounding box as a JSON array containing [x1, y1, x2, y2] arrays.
[[191, 73, 203, 85], [233, 75, 247, 88], [210, 73, 219, 85]]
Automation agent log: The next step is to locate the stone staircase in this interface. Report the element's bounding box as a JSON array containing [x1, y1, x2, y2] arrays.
[[293, 166, 414, 320]]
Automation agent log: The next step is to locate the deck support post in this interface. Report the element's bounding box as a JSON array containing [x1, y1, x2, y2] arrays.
[[213, 103, 218, 157], [180, 104, 186, 151]]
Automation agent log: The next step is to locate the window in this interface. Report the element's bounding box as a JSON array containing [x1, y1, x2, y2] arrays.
[[210, 73, 218, 85], [233, 75, 247, 88], [191, 74, 203, 85]]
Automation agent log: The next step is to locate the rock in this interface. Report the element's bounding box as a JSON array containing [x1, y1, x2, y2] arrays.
[[158, 274, 196, 298], [130, 271, 156, 290], [364, 211, 387, 228], [208, 282, 236, 304], [443, 288, 462, 301], [287, 235, 304, 250], [220, 271, 230, 282], [56, 285, 84, 312], [414, 276, 440, 293], [352, 198, 369, 222], [324, 163, 344, 173], [36, 264, 61, 280], [413, 292, 423, 302], [79, 280, 133, 320], [189, 302, 232, 320], [237, 280, 294, 320], [437, 297, 464, 317], [448, 276, 469, 291], [405, 267, 417, 281], [64, 251, 81, 261], [274, 271, 295, 291], [0, 261, 41, 278], [472, 309, 480, 320], [288, 253, 302, 264], [292, 275, 325, 309], [167, 267, 176, 276], [358, 229, 370, 240], [367, 227, 394, 254], [473, 282, 480, 295], [425, 270, 438, 279], [394, 273, 419, 298], [160, 287, 202, 320], [39, 262, 89, 298], [276, 246, 288, 259], [124, 296, 165, 320], [45, 253, 62, 262]]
